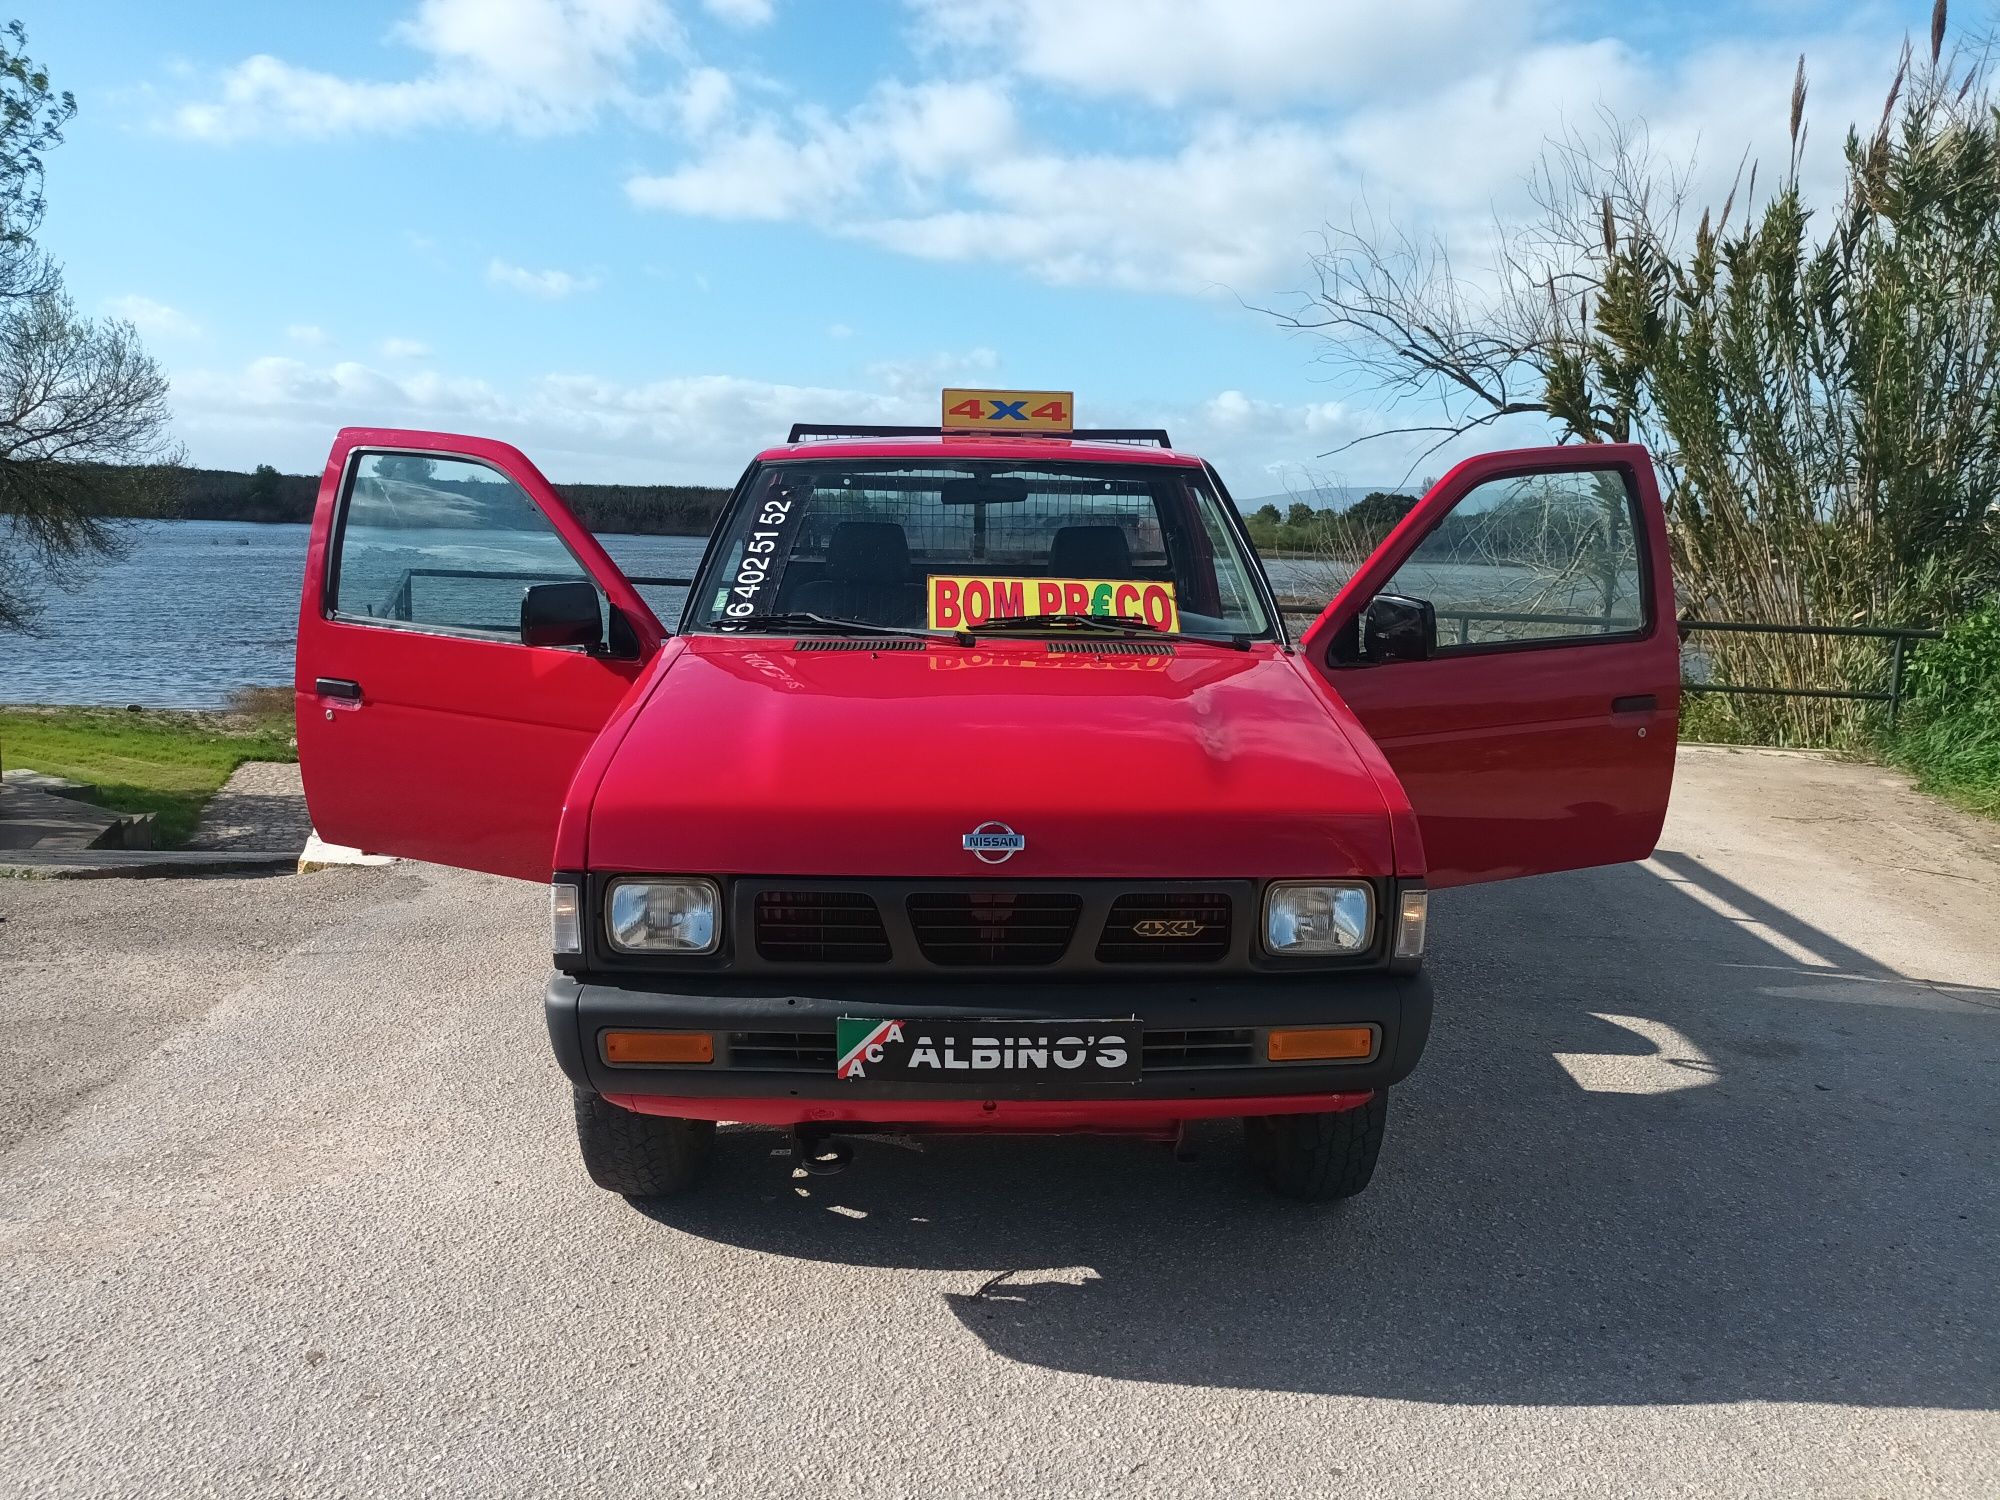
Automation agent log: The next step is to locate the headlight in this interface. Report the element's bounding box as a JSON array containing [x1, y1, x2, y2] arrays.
[[606, 878, 720, 954], [1263, 882, 1373, 955]]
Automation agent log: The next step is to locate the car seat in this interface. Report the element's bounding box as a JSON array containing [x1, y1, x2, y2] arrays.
[[787, 521, 923, 624], [1046, 524, 1133, 577]]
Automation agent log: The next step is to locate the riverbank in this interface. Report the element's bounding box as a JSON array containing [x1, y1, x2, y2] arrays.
[[0, 691, 295, 847], [81, 463, 730, 536]]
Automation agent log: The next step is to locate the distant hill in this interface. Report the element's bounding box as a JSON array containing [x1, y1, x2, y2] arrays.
[[91, 465, 733, 537]]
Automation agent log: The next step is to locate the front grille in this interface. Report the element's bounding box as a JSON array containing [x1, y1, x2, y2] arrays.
[[727, 1030, 837, 1070], [906, 892, 1083, 966], [1096, 892, 1232, 963], [1143, 1027, 1255, 1069], [754, 890, 893, 963], [1047, 640, 1175, 656], [793, 639, 928, 652]]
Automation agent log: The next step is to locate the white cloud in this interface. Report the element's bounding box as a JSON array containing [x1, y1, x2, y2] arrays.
[[380, 337, 432, 358], [285, 323, 330, 346], [167, 0, 681, 140], [865, 346, 1000, 396], [702, 0, 772, 26], [170, 356, 911, 481], [858, 120, 1341, 291], [486, 257, 602, 298], [825, 322, 854, 339], [102, 295, 202, 339], [908, 0, 1535, 108], [628, 24, 1911, 296], [675, 64, 735, 133], [626, 78, 1016, 219], [164, 349, 1430, 487]]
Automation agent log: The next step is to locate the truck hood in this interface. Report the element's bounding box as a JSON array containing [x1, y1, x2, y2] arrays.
[[586, 637, 1395, 878]]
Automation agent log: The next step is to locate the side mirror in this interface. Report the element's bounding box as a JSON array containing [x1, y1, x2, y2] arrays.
[[521, 581, 604, 650], [1362, 593, 1436, 663]]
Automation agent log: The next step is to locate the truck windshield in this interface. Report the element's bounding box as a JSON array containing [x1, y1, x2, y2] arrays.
[[688, 459, 1276, 639]]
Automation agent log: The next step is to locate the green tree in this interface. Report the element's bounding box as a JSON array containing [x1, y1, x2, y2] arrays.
[[1250, 503, 1282, 526], [244, 463, 281, 510], [374, 455, 436, 484], [0, 20, 179, 631], [1345, 491, 1418, 528], [1285, 501, 1317, 529]]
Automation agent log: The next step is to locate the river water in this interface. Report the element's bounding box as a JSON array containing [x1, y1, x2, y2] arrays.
[[0, 520, 1357, 709], [0, 521, 714, 709]]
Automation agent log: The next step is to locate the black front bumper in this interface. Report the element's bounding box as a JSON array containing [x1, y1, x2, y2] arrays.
[[547, 969, 1433, 1102]]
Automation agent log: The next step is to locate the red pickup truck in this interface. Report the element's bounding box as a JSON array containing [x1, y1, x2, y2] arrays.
[[293, 405, 1677, 1202]]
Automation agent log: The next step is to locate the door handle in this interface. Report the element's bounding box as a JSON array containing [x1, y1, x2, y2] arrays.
[[315, 677, 362, 701], [1611, 693, 1656, 713]]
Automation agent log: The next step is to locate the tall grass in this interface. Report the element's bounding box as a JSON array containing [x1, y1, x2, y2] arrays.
[[1544, 28, 2000, 741], [1885, 597, 2000, 813]]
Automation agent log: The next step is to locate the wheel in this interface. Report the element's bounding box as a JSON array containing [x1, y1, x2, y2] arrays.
[[1243, 1092, 1388, 1202], [571, 1087, 715, 1196]]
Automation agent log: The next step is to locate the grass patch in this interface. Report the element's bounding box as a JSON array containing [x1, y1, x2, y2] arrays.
[[1890, 711, 2000, 818], [1881, 598, 2000, 820], [0, 689, 296, 847]]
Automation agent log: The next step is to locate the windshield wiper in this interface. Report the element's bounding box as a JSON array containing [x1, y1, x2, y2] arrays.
[[966, 613, 1163, 636], [708, 611, 972, 645], [967, 613, 1254, 650]]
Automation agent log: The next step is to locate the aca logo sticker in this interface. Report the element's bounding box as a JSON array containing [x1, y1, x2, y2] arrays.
[[836, 1018, 905, 1079], [927, 575, 1179, 632]]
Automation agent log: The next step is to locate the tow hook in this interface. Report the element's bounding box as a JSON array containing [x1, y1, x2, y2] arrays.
[[792, 1132, 853, 1176]]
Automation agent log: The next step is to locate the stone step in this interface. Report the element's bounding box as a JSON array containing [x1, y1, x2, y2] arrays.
[[0, 783, 156, 852], [0, 768, 94, 801]]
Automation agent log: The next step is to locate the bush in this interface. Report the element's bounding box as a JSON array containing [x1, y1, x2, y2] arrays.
[[1886, 597, 2000, 815]]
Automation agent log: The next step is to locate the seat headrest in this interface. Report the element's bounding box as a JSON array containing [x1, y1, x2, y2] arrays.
[[1047, 525, 1132, 577], [823, 521, 911, 583]]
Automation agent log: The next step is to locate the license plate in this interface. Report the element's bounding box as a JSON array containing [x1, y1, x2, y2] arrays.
[[835, 1018, 1141, 1084]]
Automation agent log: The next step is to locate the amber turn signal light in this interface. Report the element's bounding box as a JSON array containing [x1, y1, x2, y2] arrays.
[[603, 1030, 715, 1065], [1266, 1026, 1376, 1062]]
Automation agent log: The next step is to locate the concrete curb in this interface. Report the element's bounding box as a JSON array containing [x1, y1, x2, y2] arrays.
[[0, 849, 301, 880]]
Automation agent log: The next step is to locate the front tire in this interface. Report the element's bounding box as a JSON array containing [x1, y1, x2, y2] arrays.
[[1244, 1092, 1388, 1202], [571, 1088, 715, 1196]]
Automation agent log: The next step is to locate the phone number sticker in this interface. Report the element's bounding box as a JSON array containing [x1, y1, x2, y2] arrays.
[[720, 482, 803, 619]]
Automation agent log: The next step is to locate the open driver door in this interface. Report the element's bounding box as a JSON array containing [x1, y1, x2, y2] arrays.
[[1301, 444, 1679, 888], [294, 428, 667, 880]]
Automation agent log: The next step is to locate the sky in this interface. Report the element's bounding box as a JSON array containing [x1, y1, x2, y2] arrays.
[[27, 0, 1938, 493]]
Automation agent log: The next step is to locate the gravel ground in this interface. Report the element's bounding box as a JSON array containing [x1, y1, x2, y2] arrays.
[[186, 761, 313, 852], [0, 747, 1995, 1498]]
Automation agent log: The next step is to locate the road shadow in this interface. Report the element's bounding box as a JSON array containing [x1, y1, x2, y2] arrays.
[[632, 856, 2000, 1408]]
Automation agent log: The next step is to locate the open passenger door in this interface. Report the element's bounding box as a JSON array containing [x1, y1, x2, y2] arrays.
[[294, 428, 666, 880], [1301, 444, 1678, 888]]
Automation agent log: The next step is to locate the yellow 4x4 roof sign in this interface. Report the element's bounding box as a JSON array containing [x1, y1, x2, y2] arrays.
[[942, 389, 1074, 434]]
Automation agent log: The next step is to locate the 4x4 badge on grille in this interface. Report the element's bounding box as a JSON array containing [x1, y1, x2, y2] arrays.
[[962, 820, 1026, 864], [1134, 919, 1205, 938]]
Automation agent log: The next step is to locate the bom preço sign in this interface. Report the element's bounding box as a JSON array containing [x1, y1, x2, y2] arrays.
[[926, 574, 1180, 631]]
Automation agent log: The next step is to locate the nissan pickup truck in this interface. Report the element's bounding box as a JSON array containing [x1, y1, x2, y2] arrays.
[[293, 389, 1678, 1202]]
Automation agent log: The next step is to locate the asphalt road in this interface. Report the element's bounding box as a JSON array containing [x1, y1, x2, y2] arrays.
[[2, 747, 1997, 1498]]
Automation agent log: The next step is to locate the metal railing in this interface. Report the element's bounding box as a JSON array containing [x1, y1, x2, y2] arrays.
[[1677, 617, 1941, 723], [1277, 595, 1939, 723], [379, 568, 693, 621]]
